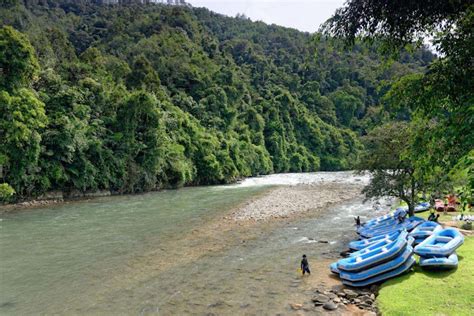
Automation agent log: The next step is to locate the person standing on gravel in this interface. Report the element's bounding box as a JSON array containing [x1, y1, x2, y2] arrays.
[[301, 254, 311, 275]]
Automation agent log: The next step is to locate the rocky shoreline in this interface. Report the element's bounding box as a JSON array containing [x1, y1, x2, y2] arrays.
[[0, 190, 113, 213]]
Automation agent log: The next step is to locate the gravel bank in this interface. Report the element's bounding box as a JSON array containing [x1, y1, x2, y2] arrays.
[[231, 181, 364, 221]]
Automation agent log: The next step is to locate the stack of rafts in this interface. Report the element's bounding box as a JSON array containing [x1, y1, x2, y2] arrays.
[[330, 231, 416, 287], [357, 211, 425, 238], [330, 205, 466, 287], [330, 205, 426, 287], [415, 227, 464, 269]]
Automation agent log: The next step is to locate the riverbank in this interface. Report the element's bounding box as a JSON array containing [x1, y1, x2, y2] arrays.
[[1, 171, 378, 315]]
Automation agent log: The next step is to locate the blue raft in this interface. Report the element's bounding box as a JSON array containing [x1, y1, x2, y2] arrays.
[[359, 216, 424, 238], [361, 208, 406, 228], [330, 262, 340, 274], [409, 221, 442, 241], [414, 227, 464, 257], [399, 202, 431, 213], [349, 231, 401, 251], [419, 252, 458, 269], [341, 256, 416, 287], [349, 235, 412, 258], [414, 202, 431, 213], [339, 245, 414, 282], [337, 231, 409, 272]]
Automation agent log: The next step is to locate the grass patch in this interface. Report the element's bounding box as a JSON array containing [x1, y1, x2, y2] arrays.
[[416, 210, 461, 223], [377, 236, 474, 316]]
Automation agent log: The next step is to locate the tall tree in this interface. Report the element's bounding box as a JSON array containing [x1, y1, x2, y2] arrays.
[[0, 26, 39, 92], [326, 0, 474, 202], [358, 122, 421, 216]]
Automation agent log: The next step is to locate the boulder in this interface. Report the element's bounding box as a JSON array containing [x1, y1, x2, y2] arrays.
[[343, 289, 359, 299], [323, 302, 338, 311], [312, 294, 330, 303]]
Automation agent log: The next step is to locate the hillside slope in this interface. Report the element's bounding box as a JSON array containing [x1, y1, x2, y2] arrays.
[[0, 1, 434, 199]]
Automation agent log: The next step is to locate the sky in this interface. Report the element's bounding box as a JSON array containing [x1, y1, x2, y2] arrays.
[[187, 0, 345, 33]]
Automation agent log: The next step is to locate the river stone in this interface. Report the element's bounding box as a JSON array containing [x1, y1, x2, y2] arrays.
[[207, 301, 225, 308], [343, 289, 359, 299], [323, 302, 338, 311], [370, 294, 376, 300], [312, 294, 330, 303], [370, 285, 379, 295], [359, 303, 372, 309], [327, 292, 337, 299], [290, 303, 303, 310], [333, 297, 341, 303], [331, 284, 345, 292]]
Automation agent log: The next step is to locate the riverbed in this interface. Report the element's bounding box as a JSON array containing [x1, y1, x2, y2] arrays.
[[0, 172, 392, 315]]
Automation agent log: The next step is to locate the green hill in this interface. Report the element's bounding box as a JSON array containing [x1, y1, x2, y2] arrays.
[[0, 1, 434, 200]]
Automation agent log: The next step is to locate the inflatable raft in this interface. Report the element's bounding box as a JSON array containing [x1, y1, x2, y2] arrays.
[[409, 221, 442, 243], [339, 245, 414, 282], [419, 252, 458, 269], [414, 228, 464, 257], [341, 256, 416, 287], [414, 202, 431, 213], [361, 208, 406, 228], [330, 262, 339, 274], [349, 231, 401, 251], [349, 235, 412, 258], [359, 216, 424, 238], [337, 231, 409, 272]]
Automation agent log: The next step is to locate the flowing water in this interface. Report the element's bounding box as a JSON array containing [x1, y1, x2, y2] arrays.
[[0, 172, 390, 315]]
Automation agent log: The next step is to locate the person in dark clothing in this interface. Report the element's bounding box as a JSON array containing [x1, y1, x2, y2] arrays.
[[428, 213, 436, 221], [434, 214, 440, 223], [301, 254, 311, 275], [354, 216, 361, 227]]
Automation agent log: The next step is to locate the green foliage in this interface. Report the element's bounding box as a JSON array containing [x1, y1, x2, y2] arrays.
[[0, 1, 431, 200], [0, 26, 39, 91], [0, 183, 15, 202], [358, 122, 422, 215], [0, 89, 47, 197], [329, 1, 474, 202]]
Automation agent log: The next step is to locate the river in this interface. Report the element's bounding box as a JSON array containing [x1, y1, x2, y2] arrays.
[[0, 172, 391, 315]]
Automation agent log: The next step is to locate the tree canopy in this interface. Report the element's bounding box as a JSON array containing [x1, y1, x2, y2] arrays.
[[0, 1, 433, 201], [327, 0, 473, 207]]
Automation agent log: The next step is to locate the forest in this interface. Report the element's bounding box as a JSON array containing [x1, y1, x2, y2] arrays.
[[0, 0, 435, 201]]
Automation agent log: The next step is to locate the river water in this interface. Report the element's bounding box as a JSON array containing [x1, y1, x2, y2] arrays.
[[0, 172, 390, 315]]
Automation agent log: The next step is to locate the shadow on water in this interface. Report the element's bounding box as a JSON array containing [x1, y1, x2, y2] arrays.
[[0, 302, 16, 309]]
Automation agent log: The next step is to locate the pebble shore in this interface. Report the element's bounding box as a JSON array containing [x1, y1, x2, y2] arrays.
[[231, 181, 364, 221]]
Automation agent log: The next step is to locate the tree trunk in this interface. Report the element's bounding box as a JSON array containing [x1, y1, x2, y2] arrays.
[[408, 202, 414, 217], [401, 196, 414, 217]]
